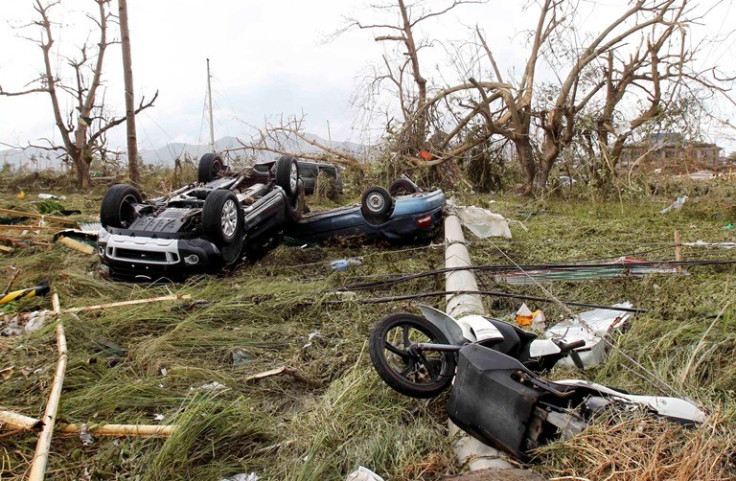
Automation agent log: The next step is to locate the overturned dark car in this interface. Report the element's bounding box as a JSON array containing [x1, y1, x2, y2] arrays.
[[97, 154, 303, 280]]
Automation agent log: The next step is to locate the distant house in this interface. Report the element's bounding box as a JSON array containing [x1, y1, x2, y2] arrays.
[[619, 133, 722, 168]]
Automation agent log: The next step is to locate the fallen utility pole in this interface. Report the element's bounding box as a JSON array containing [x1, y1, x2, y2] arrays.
[[444, 214, 515, 472]]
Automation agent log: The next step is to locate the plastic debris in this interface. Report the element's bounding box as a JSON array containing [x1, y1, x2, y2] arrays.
[[153, 414, 165, 421], [546, 302, 635, 367], [454, 205, 512, 239], [191, 381, 228, 392], [38, 193, 67, 201], [346, 467, 385, 481], [330, 258, 362, 270], [723, 224, 734, 230], [220, 473, 258, 481], [79, 424, 94, 446], [515, 303, 544, 328], [660, 195, 688, 214], [231, 348, 250, 366]]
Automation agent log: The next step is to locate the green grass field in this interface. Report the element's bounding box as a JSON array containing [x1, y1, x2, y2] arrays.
[[1, 173, 735, 480]]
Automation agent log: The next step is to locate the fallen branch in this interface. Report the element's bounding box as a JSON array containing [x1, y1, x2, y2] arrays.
[[0, 208, 77, 226], [60, 294, 191, 313], [27, 321, 67, 481], [0, 410, 176, 437], [0, 410, 43, 431], [244, 366, 317, 386], [60, 422, 176, 437], [3, 269, 21, 293]]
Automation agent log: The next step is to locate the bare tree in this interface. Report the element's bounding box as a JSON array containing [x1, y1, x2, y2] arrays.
[[236, 115, 365, 169], [0, 0, 157, 188], [347, 0, 485, 156]]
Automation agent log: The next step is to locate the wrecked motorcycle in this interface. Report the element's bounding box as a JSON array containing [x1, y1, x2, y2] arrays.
[[369, 304, 588, 398], [448, 343, 705, 459]]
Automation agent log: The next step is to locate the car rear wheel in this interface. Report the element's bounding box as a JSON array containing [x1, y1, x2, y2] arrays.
[[361, 186, 394, 225], [275, 156, 299, 199], [388, 178, 419, 196], [198, 153, 225, 183], [100, 184, 142, 229], [202, 189, 243, 247]]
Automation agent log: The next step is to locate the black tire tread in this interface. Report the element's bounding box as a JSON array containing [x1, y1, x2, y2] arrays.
[[100, 183, 142, 228]]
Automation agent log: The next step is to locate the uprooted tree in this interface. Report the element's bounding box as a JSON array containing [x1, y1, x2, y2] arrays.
[[0, 0, 157, 188], [349, 0, 734, 193]]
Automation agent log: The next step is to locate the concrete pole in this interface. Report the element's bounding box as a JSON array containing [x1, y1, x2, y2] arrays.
[[444, 213, 514, 471]]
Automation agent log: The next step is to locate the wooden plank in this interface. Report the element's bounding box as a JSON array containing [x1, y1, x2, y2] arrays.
[[56, 236, 95, 255]]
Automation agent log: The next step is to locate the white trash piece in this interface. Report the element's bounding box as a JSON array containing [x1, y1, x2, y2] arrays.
[[346, 466, 385, 481], [660, 195, 688, 214], [455, 206, 512, 239]]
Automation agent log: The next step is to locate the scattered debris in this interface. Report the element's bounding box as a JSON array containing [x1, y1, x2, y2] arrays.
[[684, 240, 736, 249], [346, 467, 384, 481], [38, 193, 67, 201], [244, 366, 316, 385], [453, 205, 512, 239], [78, 424, 94, 446], [55, 235, 95, 254], [515, 303, 544, 328], [230, 348, 251, 366], [660, 195, 688, 214], [330, 258, 363, 270], [546, 302, 635, 367], [0, 366, 14, 381], [220, 473, 259, 481], [160, 368, 168, 376], [192, 381, 228, 392], [495, 256, 680, 285], [0, 208, 77, 226], [0, 279, 51, 305]]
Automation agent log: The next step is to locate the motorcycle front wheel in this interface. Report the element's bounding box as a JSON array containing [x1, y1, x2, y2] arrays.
[[369, 312, 457, 398]]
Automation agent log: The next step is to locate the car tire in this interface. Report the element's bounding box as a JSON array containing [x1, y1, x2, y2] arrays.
[[198, 153, 225, 183], [202, 189, 243, 246], [100, 183, 142, 229], [361, 186, 394, 225], [388, 178, 419, 196], [275, 156, 299, 199]]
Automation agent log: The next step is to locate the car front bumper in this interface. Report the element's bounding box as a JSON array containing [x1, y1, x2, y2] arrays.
[[98, 231, 224, 280]]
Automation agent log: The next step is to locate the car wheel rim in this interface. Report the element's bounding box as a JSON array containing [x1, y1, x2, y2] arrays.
[[367, 193, 385, 212], [120, 195, 137, 227], [220, 199, 238, 238], [290, 163, 298, 193]]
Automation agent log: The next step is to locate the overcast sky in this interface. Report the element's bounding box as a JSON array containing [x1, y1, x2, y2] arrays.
[[1, 0, 735, 155]]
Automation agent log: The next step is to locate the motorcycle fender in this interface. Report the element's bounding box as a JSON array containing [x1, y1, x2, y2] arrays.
[[418, 304, 466, 346], [528, 339, 562, 358], [555, 379, 707, 423], [459, 314, 504, 343]]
